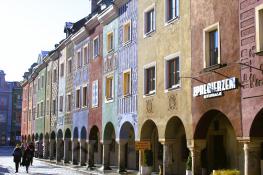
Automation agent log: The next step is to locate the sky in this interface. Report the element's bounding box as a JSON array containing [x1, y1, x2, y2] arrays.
[[0, 0, 91, 81]]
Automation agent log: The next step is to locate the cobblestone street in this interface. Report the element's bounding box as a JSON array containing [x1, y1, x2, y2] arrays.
[[0, 147, 92, 175]]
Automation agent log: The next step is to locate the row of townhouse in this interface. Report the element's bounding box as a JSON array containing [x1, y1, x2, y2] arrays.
[[21, 0, 263, 174]]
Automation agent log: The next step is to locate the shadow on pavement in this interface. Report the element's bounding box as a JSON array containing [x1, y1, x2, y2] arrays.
[[0, 165, 10, 174]]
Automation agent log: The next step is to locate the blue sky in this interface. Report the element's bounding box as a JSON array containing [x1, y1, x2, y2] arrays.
[[0, 0, 91, 81]]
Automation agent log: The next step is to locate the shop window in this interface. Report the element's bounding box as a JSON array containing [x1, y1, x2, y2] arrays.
[[204, 23, 220, 68], [123, 21, 131, 44], [123, 70, 131, 96]]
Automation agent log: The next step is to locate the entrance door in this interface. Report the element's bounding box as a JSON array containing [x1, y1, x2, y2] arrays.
[[212, 135, 226, 170]]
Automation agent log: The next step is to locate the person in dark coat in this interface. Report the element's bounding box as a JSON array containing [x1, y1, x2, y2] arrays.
[[21, 146, 31, 173], [28, 142, 35, 165], [12, 144, 22, 173]]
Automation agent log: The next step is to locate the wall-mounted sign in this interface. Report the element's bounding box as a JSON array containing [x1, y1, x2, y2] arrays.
[[193, 77, 237, 99], [135, 141, 151, 150]]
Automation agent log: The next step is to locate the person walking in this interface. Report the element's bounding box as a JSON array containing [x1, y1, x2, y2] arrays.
[[21, 146, 31, 173], [12, 144, 22, 173], [29, 142, 35, 165]]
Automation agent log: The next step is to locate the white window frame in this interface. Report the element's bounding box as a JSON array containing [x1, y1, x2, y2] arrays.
[[67, 57, 72, 74], [76, 88, 81, 109], [255, 4, 263, 52], [66, 93, 72, 112], [123, 20, 132, 45], [60, 63, 64, 77], [93, 36, 100, 59], [107, 31, 114, 52], [143, 4, 156, 38], [203, 22, 221, 68], [164, 52, 181, 92], [77, 50, 82, 68], [164, 0, 180, 25], [105, 74, 114, 103], [92, 80, 99, 108], [59, 95, 64, 112], [143, 61, 157, 97], [82, 85, 88, 107], [123, 69, 132, 97]]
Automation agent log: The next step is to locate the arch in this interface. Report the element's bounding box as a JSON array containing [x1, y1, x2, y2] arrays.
[[81, 127, 87, 140], [24, 135, 27, 142], [32, 134, 35, 141], [45, 133, 49, 140], [164, 116, 188, 175], [140, 119, 160, 172], [65, 128, 71, 139], [39, 133, 43, 141], [57, 129, 63, 139], [51, 131, 56, 140], [27, 135, 31, 142], [250, 108, 263, 137], [89, 125, 100, 141], [193, 109, 238, 173], [194, 110, 236, 139], [104, 122, 116, 141], [35, 133, 39, 141], [73, 127, 79, 139], [119, 121, 134, 140]]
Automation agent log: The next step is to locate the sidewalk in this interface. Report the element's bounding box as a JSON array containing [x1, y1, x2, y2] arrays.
[[35, 158, 139, 175]]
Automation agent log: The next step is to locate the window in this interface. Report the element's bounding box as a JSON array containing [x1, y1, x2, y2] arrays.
[[165, 55, 180, 89], [123, 21, 131, 44], [123, 70, 131, 96], [144, 7, 155, 35], [40, 102, 44, 116], [93, 37, 99, 58], [67, 94, 72, 112], [46, 100, 49, 114], [53, 69, 57, 83], [76, 89, 81, 108], [47, 71, 51, 85], [107, 32, 114, 52], [59, 96, 63, 112], [60, 63, 64, 77], [68, 59, 72, 74], [41, 76, 44, 89], [165, 0, 179, 22], [83, 46, 88, 65], [37, 104, 40, 118], [38, 78, 41, 90], [83, 86, 87, 107], [144, 64, 156, 95], [77, 51, 82, 68], [52, 100, 56, 115], [255, 4, 263, 52], [92, 80, 98, 107], [105, 76, 113, 100], [204, 23, 220, 68]]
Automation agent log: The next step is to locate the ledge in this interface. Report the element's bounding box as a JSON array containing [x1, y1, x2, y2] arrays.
[[203, 63, 227, 72]]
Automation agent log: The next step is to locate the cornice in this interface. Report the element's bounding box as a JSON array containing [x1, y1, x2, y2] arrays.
[[98, 5, 118, 26]]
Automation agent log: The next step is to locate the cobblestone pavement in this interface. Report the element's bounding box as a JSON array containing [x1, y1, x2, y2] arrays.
[[0, 147, 91, 175], [0, 147, 138, 175]]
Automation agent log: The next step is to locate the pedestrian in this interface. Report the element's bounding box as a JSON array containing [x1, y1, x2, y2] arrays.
[[29, 142, 35, 165], [12, 144, 22, 173], [21, 146, 31, 173]]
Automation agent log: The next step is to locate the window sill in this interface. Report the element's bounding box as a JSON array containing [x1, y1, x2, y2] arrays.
[[164, 16, 180, 26], [105, 98, 114, 103], [91, 105, 98, 109], [165, 84, 181, 93], [144, 30, 155, 38], [123, 93, 131, 98], [93, 55, 100, 59], [143, 91, 156, 98], [203, 63, 226, 72], [255, 50, 263, 56], [107, 49, 114, 54], [82, 105, 88, 109]]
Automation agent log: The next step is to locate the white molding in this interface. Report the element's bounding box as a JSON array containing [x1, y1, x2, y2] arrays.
[[143, 61, 157, 97], [143, 3, 156, 38], [255, 4, 263, 52]]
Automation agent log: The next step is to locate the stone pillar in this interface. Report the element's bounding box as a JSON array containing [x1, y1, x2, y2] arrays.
[[64, 139, 69, 163], [43, 139, 49, 159], [87, 141, 95, 169], [244, 142, 261, 175], [80, 139, 87, 166], [118, 140, 127, 172], [101, 141, 111, 170], [162, 142, 169, 175], [49, 139, 54, 160], [56, 139, 62, 163], [72, 139, 78, 165]]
